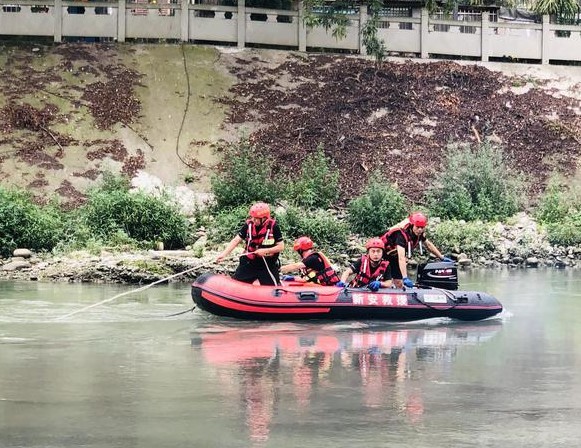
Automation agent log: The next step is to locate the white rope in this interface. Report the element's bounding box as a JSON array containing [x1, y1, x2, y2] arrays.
[[54, 253, 248, 321]]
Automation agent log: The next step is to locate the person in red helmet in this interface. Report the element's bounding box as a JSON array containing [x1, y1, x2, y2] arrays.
[[338, 238, 392, 291], [380, 212, 452, 289], [280, 236, 340, 286], [216, 202, 284, 285]]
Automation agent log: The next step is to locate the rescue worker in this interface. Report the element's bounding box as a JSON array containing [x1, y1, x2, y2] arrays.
[[216, 202, 284, 285], [280, 236, 340, 286], [380, 212, 452, 289], [338, 238, 392, 291]]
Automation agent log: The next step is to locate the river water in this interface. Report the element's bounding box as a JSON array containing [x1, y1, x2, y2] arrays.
[[1, 269, 580, 448]]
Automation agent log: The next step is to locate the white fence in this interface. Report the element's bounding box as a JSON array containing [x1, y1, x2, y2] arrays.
[[1, 0, 580, 64]]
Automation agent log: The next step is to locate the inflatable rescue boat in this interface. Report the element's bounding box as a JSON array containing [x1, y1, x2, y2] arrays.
[[191, 261, 503, 322]]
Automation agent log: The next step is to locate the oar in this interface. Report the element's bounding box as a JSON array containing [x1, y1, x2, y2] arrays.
[[54, 252, 248, 321]]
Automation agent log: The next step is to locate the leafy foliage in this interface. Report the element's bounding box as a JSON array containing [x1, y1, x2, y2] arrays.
[[426, 142, 525, 221], [536, 172, 581, 224], [347, 176, 408, 236], [546, 211, 581, 246], [361, 0, 387, 65], [0, 187, 64, 257], [285, 145, 339, 209], [429, 219, 495, 255], [207, 205, 250, 244], [211, 139, 279, 210], [277, 205, 349, 251], [78, 176, 189, 249]]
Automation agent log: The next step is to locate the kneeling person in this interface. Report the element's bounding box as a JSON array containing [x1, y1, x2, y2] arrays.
[[280, 236, 340, 286], [339, 238, 392, 291]]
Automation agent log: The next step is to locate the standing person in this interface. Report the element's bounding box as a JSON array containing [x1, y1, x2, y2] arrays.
[[338, 238, 392, 291], [280, 236, 340, 286], [380, 212, 452, 289], [216, 202, 284, 285]]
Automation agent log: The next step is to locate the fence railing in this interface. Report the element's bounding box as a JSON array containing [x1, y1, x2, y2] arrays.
[[1, 0, 580, 64]]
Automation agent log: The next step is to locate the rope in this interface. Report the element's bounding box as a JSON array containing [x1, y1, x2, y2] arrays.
[[53, 253, 249, 321]]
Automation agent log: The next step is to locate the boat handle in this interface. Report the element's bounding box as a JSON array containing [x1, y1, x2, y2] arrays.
[[297, 291, 318, 301]]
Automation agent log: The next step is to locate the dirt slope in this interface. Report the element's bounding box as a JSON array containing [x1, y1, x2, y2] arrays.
[[1, 43, 580, 208]]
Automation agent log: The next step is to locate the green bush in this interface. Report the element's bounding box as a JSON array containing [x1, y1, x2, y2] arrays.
[[210, 139, 279, 210], [429, 219, 495, 256], [78, 177, 189, 249], [426, 142, 525, 221], [277, 205, 349, 251], [207, 204, 250, 244], [347, 176, 407, 236], [285, 145, 339, 209], [536, 173, 581, 224], [0, 187, 65, 257], [546, 211, 581, 246]]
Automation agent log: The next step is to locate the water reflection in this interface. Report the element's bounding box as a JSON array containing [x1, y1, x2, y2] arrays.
[[191, 320, 503, 445]]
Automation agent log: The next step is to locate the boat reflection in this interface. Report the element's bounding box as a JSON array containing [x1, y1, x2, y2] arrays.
[[191, 320, 502, 445]]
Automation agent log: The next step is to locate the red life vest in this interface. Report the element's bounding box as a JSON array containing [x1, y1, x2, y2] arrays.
[[350, 255, 390, 287], [245, 218, 276, 260], [381, 223, 422, 257], [299, 252, 340, 286]]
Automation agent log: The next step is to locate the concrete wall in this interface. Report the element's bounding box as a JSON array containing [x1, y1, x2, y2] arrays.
[[1, 0, 580, 64]]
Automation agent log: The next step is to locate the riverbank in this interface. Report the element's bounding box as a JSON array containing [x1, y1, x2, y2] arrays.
[[1, 212, 577, 284]]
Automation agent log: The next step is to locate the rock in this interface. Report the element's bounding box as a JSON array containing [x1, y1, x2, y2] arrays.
[[511, 256, 524, 265], [13, 248, 32, 258], [458, 258, 472, 267], [525, 257, 539, 267], [2, 260, 32, 271]]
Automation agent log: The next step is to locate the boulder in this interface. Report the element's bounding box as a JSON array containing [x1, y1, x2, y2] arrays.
[[2, 260, 32, 271], [13, 248, 32, 258], [525, 257, 539, 268]]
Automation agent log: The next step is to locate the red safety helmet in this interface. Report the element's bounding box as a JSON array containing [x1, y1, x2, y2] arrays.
[[249, 202, 271, 219], [409, 212, 428, 227], [365, 238, 385, 251], [293, 236, 314, 252]]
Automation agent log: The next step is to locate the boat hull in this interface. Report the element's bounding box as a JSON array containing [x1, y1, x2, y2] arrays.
[[191, 273, 503, 322]]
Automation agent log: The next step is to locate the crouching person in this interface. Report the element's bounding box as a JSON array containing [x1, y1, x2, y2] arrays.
[[280, 236, 340, 286], [338, 238, 392, 291]]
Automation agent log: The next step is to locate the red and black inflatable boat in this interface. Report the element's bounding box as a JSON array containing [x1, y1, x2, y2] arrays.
[[191, 262, 503, 322]]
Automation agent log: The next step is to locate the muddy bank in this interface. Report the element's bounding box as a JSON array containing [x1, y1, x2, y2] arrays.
[[1, 213, 578, 284]]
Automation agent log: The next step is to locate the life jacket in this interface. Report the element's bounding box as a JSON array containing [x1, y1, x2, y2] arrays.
[[381, 223, 423, 258], [245, 218, 276, 260], [299, 252, 340, 286], [350, 255, 390, 287]]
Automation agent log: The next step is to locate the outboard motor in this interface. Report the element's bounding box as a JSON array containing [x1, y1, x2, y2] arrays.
[[416, 261, 458, 290]]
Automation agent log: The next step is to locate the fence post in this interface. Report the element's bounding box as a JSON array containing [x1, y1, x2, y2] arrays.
[[117, 0, 126, 42], [181, 0, 189, 41], [54, 0, 62, 42], [481, 11, 489, 62], [298, 0, 307, 52], [420, 8, 428, 59], [237, 0, 246, 49], [359, 5, 367, 55], [541, 14, 549, 65]]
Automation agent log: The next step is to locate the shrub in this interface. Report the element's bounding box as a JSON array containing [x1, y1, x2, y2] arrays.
[[536, 173, 581, 224], [546, 211, 581, 246], [426, 142, 525, 221], [277, 205, 349, 251], [429, 219, 495, 256], [0, 187, 64, 257], [285, 145, 339, 209], [78, 176, 189, 249], [347, 176, 407, 236], [210, 139, 279, 210], [207, 204, 250, 244]]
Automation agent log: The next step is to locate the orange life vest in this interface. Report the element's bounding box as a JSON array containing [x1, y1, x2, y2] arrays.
[[245, 218, 276, 260], [381, 223, 422, 257], [350, 255, 390, 287], [299, 252, 340, 286]]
